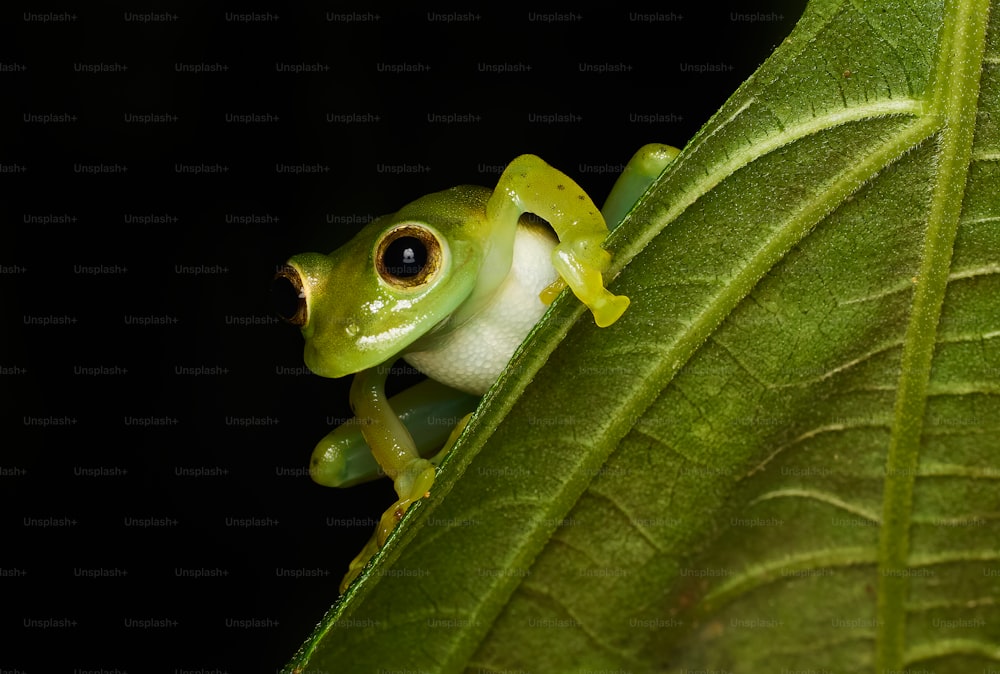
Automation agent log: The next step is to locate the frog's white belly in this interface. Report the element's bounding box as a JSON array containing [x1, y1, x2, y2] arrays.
[[403, 225, 558, 395]]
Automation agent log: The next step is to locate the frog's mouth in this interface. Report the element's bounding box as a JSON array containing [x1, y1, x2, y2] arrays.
[[271, 264, 308, 326]]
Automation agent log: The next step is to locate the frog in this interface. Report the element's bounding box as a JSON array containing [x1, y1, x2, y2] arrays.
[[273, 144, 679, 592]]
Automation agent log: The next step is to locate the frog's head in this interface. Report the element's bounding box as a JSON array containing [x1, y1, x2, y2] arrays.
[[273, 186, 502, 378]]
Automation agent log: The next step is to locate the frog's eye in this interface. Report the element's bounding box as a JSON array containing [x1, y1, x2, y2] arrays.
[[375, 223, 443, 289], [272, 264, 308, 326]]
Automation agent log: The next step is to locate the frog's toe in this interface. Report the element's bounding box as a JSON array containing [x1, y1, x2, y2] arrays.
[[539, 278, 567, 305], [592, 292, 630, 327]]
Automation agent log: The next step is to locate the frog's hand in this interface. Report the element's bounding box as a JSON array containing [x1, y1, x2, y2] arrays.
[[371, 411, 472, 547], [487, 154, 630, 327], [337, 410, 474, 593], [338, 461, 435, 593], [343, 362, 469, 570], [350, 364, 438, 501], [310, 379, 479, 488], [339, 460, 435, 593], [601, 143, 680, 230]]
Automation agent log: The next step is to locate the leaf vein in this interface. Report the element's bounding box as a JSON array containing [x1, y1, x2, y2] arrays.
[[771, 339, 903, 387], [948, 262, 1000, 280], [585, 486, 666, 554], [746, 421, 889, 477], [700, 546, 877, 613], [750, 488, 882, 523], [515, 582, 647, 666], [905, 638, 1000, 664]]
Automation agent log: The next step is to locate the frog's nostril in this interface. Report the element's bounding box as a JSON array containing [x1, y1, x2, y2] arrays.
[[272, 264, 308, 326]]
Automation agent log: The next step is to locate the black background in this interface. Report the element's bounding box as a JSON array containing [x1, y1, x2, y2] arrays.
[[2, 3, 805, 672]]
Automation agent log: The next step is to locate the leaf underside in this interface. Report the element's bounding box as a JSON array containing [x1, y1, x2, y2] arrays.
[[286, 0, 1000, 671]]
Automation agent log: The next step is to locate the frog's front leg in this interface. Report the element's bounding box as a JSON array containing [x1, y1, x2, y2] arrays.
[[349, 363, 437, 546], [310, 378, 479, 488], [487, 154, 630, 328], [339, 408, 473, 593]]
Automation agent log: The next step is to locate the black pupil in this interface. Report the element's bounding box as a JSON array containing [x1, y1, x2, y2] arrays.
[[382, 236, 427, 278], [270, 274, 302, 320]]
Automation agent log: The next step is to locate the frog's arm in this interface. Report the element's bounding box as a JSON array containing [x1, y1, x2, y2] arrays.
[[338, 409, 473, 593], [487, 154, 630, 328], [334, 374, 476, 593], [601, 143, 680, 230], [310, 378, 479, 488], [348, 363, 440, 546]]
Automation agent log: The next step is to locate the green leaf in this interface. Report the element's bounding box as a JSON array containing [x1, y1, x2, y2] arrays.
[[285, 0, 1000, 671]]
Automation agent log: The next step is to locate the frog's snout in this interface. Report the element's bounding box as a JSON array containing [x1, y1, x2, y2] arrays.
[[272, 264, 308, 326]]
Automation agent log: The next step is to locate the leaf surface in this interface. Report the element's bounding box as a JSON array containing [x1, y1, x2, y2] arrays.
[[286, 0, 1000, 671]]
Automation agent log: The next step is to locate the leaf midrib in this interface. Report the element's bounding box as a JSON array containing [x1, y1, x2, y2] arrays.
[[874, 0, 992, 670]]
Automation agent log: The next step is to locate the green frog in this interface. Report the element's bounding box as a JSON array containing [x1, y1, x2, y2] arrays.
[[274, 144, 679, 591]]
